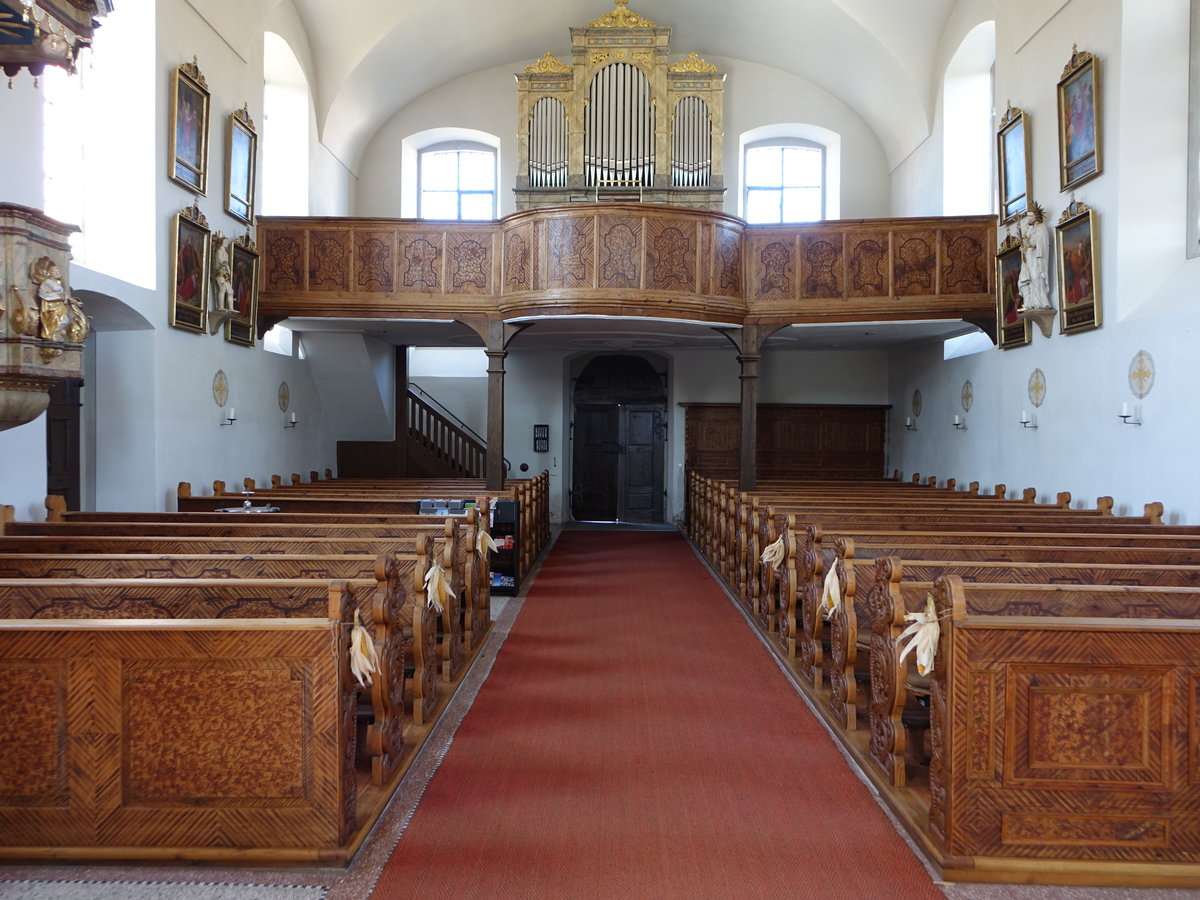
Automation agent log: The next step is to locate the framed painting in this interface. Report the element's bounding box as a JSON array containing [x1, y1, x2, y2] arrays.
[[1057, 46, 1101, 191], [171, 203, 210, 333], [225, 105, 257, 224], [169, 57, 211, 193], [224, 234, 259, 347], [995, 233, 1030, 349], [1056, 197, 1100, 334], [997, 103, 1032, 223]]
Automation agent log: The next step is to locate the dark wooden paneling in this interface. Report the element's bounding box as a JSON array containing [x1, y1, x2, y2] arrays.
[[683, 403, 888, 481]]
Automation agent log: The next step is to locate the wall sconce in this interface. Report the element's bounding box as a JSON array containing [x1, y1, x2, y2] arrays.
[[952, 414, 967, 430], [221, 407, 236, 427], [1119, 401, 1141, 426], [284, 412, 298, 429], [904, 416, 917, 431], [1020, 410, 1038, 429]]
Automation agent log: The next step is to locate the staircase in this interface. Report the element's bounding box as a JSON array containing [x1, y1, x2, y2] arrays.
[[406, 388, 486, 478]]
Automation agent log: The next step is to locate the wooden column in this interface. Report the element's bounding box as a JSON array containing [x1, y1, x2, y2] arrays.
[[458, 317, 529, 492], [716, 323, 786, 492]]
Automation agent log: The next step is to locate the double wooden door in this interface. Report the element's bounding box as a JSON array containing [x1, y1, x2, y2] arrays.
[[572, 402, 664, 523]]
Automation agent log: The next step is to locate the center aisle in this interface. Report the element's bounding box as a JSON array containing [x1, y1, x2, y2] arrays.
[[371, 530, 942, 899]]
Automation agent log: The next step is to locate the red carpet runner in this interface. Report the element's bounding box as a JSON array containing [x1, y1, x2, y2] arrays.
[[372, 531, 942, 899]]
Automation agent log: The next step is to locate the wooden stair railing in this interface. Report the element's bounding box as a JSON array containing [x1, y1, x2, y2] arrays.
[[407, 390, 486, 478]]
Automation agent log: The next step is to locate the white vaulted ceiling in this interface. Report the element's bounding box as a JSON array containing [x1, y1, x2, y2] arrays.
[[275, 0, 961, 174]]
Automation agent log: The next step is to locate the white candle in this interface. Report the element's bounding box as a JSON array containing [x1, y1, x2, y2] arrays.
[[289, 412, 297, 423], [905, 416, 913, 427], [953, 414, 961, 425], [1021, 409, 1028, 423], [228, 407, 235, 420], [1121, 401, 1129, 417]]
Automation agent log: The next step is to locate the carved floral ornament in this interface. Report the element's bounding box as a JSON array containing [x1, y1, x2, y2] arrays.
[[524, 52, 572, 74], [588, 0, 657, 28], [668, 53, 718, 74]]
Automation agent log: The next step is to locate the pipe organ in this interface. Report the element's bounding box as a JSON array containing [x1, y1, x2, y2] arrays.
[[515, 1, 725, 211]]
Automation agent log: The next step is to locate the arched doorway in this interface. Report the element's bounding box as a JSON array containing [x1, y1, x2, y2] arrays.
[[571, 354, 666, 523]]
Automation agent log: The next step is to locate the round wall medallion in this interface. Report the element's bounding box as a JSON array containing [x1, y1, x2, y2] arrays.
[[278, 381, 290, 412], [1128, 350, 1155, 399], [912, 390, 923, 417], [1027, 368, 1046, 408], [961, 380, 974, 413], [212, 370, 229, 408]]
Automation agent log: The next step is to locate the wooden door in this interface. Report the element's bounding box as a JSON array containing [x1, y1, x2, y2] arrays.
[[618, 404, 664, 523], [46, 378, 82, 511], [572, 403, 620, 521]]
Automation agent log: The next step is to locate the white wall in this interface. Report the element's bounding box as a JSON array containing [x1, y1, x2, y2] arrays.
[[888, 0, 1200, 525]]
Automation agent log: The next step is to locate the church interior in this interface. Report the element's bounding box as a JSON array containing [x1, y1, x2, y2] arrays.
[[2, 0, 1200, 895]]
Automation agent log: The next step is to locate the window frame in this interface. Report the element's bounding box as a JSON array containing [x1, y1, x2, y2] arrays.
[[418, 141, 498, 221], [742, 138, 826, 225]]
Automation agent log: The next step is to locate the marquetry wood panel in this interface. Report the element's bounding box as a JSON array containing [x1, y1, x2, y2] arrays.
[[799, 231, 843, 299], [893, 231, 936, 297], [598, 215, 642, 289], [0, 620, 352, 853], [308, 230, 350, 292], [353, 230, 397, 293], [263, 228, 305, 292], [545, 215, 594, 289], [502, 223, 534, 292], [750, 235, 796, 302], [447, 231, 493, 295], [846, 231, 890, 297], [397, 231, 445, 293], [683, 404, 887, 481], [645, 218, 697, 292], [941, 227, 989, 295], [941, 619, 1200, 862], [0, 660, 67, 805], [712, 223, 741, 298]]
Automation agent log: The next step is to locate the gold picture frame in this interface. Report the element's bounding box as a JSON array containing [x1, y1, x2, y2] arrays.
[[169, 57, 211, 194], [1056, 197, 1100, 334], [170, 202, 210, 334], [997, 103, 1032, 224], [1057, 45, 1101, 191], [225, 104, 257, 224], [995, 233, 1030, 349], [224, 234, 259, 347]]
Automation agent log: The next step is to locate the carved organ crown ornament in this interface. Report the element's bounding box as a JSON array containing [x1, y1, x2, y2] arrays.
[[514, 0, 726, 211], [0, 0, 110, 87]]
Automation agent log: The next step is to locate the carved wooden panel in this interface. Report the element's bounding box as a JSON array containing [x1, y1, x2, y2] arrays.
[[645, 218, 696, 292], [546, 216, 594, 289], [942, 228, 989, 295], [750, 236, 796, 302], [502, 224, 534, 293], [846, 231, 890, 297], [800, 232, 843, 299], [308, 230, 350, 292], [447, 232, 493, 295], [263, 228, 305, 292], [893, 232, 936, 296], [397, 232, 444, 294], [683, 404, 740, 482], [598, 216, 642, 289], [353, 230, 396, 293]]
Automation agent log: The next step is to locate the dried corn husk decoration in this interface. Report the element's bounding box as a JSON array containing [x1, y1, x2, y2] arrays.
[[423, 559, 455, 614], [820, 566, 841, 620], [349, 609, 379, 688], [478, 528, 498, 556], [760, 536, 785, 571], [897, 594, 940, 676]]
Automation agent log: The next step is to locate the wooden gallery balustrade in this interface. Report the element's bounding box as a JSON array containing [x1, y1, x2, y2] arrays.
[[256, 205, 997, 334]]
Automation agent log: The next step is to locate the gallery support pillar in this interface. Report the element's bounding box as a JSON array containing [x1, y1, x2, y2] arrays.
[[715, 323, 786, 492], [458, 317, 529, 492]]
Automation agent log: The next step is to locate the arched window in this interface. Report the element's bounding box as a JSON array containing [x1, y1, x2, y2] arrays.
[[743, 139, 825, 224], [942, 22, 996, 215], [419, 142, 497, 220], [262, 32, 310, 216]]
